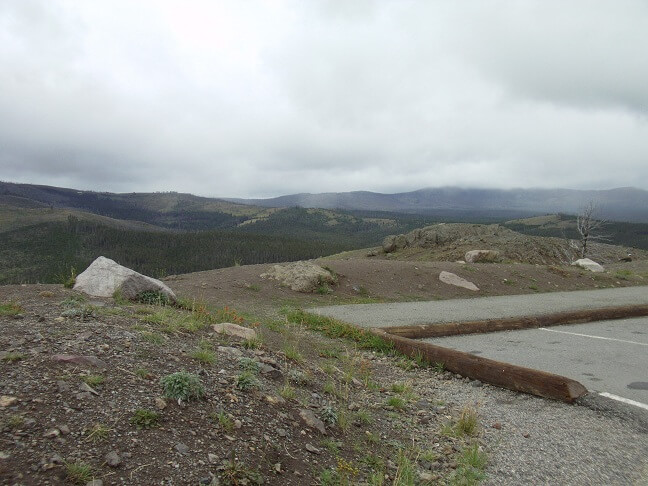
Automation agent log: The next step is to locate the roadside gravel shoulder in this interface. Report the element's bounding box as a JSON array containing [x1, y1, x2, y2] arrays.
[[409, 369, 648, 485]]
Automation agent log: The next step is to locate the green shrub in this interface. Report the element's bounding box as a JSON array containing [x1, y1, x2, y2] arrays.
[[130, 409, 160, 428], [135, 290, 171, 306], [160, 371, 204, 401]]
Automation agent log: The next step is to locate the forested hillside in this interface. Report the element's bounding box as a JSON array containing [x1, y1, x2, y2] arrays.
[[0, 217, 345, 284]]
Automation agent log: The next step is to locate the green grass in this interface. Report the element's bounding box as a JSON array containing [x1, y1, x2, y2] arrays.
[[139, 307, 211, 334], [0, 301, 22, 316], [65, 461, 95, 484], [189, 348, 216, 365], [386, 396, 406, 410], [1, 352, 25, 362], [282, 308, 394, 353], [390, 382, 410, 394], [84, 423, 111, 442], [130, 409, 160, 429], [283, 343, 304, 363], [238, 357, 260, 373], [443, 406, 480, 438], [81, 374, 104, 386], [392, 448, 416, 486], [452, 443, 488, 484], [211, 410, 234, 432], [135, 367, 152, 379], [140, 331, 165, 345], [279, 384, 296, 400]]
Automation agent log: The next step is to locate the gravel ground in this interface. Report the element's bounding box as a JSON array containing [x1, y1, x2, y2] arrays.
[[409, 370, 648, 485]]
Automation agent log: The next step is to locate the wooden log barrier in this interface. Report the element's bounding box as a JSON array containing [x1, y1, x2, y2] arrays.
[[382, 304, 648, 339], [371, 327, 588, 403]]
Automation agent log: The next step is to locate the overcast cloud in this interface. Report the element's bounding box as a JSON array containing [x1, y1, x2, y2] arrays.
[[1, 0, 647, 198]]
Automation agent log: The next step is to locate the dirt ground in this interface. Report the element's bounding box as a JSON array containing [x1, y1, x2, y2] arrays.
[[165, 256, 648, 320]]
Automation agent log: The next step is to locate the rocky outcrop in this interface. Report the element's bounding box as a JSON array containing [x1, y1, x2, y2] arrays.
[[260, 261, 337, 293], [571, 258, 605, 273], [73, 256, 176, 302], [438, 271, 479, 291], [465, 250, 500, 263]]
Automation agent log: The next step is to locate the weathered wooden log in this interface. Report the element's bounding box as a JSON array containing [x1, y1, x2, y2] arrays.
[[383, 304, 648, 339], [371, 328, 588, 402]]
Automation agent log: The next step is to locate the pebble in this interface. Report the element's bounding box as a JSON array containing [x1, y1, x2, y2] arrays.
[[105, 451, 121, 467], [305, 443, 320, 454], [175, 442, 189, 454]]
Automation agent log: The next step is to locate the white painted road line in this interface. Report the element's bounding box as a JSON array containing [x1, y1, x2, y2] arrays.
[[599, 392, 648, 412], [538, 327, 648, 346]]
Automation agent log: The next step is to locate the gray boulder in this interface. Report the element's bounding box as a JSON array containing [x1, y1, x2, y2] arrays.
[[260, 261, 336, 293], [465, 250, 500, 263], [73, 256, 176, 302]]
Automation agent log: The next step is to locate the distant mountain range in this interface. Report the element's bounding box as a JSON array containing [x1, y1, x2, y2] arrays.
[[2, 181, 648, 223], [227, 187, 648, 223]]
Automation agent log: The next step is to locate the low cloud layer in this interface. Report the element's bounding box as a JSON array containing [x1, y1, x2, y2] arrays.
[[1, 1, 647, 197]]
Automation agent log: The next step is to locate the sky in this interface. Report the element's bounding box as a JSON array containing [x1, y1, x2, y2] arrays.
[[1, 1, 647, 198]]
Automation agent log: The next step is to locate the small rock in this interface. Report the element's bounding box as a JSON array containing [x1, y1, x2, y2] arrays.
[[217, 346, 243, 357], [155, 398, 167, 410], [59, 424, 70, 435], [0, 451, 10, 460], [305, 443, 320, 454], [208, 453, 219, 464], [212, 323, 257, 340], [104, 451, 121, 467], [56, 381, 70, 393], [299, 409, 326, 434], [523, 432, 530, 438], [419, 471, 434, 481], [43, 428, 60, 438], [86, 480, 103, 486], [79, 382, 99, 396], [175, 442, 189, 454], [492, 422, 502, 430], [277, 428, 287, 437], [274, 462, 282, 473], [470, 380, 483, 387], [0, 396, 18, 408], [265, 395, 286, 406], [234, 420, 242, 429], [52, 354, 108, 368]]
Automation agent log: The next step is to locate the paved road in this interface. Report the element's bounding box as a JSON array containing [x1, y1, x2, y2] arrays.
[[311, 286, 648, 328], [426, 318, 648, 404]]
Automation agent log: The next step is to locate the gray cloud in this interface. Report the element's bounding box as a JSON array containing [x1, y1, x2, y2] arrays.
[[1, 0, 647, 198]]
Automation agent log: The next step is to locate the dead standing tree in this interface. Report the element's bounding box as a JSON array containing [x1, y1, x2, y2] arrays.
[[576, 202, 609, 258]]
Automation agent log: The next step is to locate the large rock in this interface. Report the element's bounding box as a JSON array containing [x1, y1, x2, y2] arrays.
[[571, 258, 605, 273], [73, 256, 176, 301], [439, 271, 479, 291], [465, 250, 500, 263], [260, 261, 336, 293]]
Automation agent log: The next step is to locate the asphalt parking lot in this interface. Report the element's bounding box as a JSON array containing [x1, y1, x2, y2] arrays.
[[425, 317, 648, 407], [313, 287, 648, 411]]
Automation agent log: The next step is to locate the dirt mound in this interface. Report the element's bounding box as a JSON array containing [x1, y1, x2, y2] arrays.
[[381, 223, 644, 265]]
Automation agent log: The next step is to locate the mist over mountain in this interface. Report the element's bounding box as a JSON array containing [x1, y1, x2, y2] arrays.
[[228, 187, 648, 223], [3, 181, 648, 223]]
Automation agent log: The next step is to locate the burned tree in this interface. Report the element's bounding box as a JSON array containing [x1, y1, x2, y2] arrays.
[[576, 202, 609, 258]]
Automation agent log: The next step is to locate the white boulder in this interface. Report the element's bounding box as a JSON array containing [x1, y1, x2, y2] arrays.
[[73, 256, 176, 301], [571, 258, 605, 273], [439, 271, 479, 291]]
